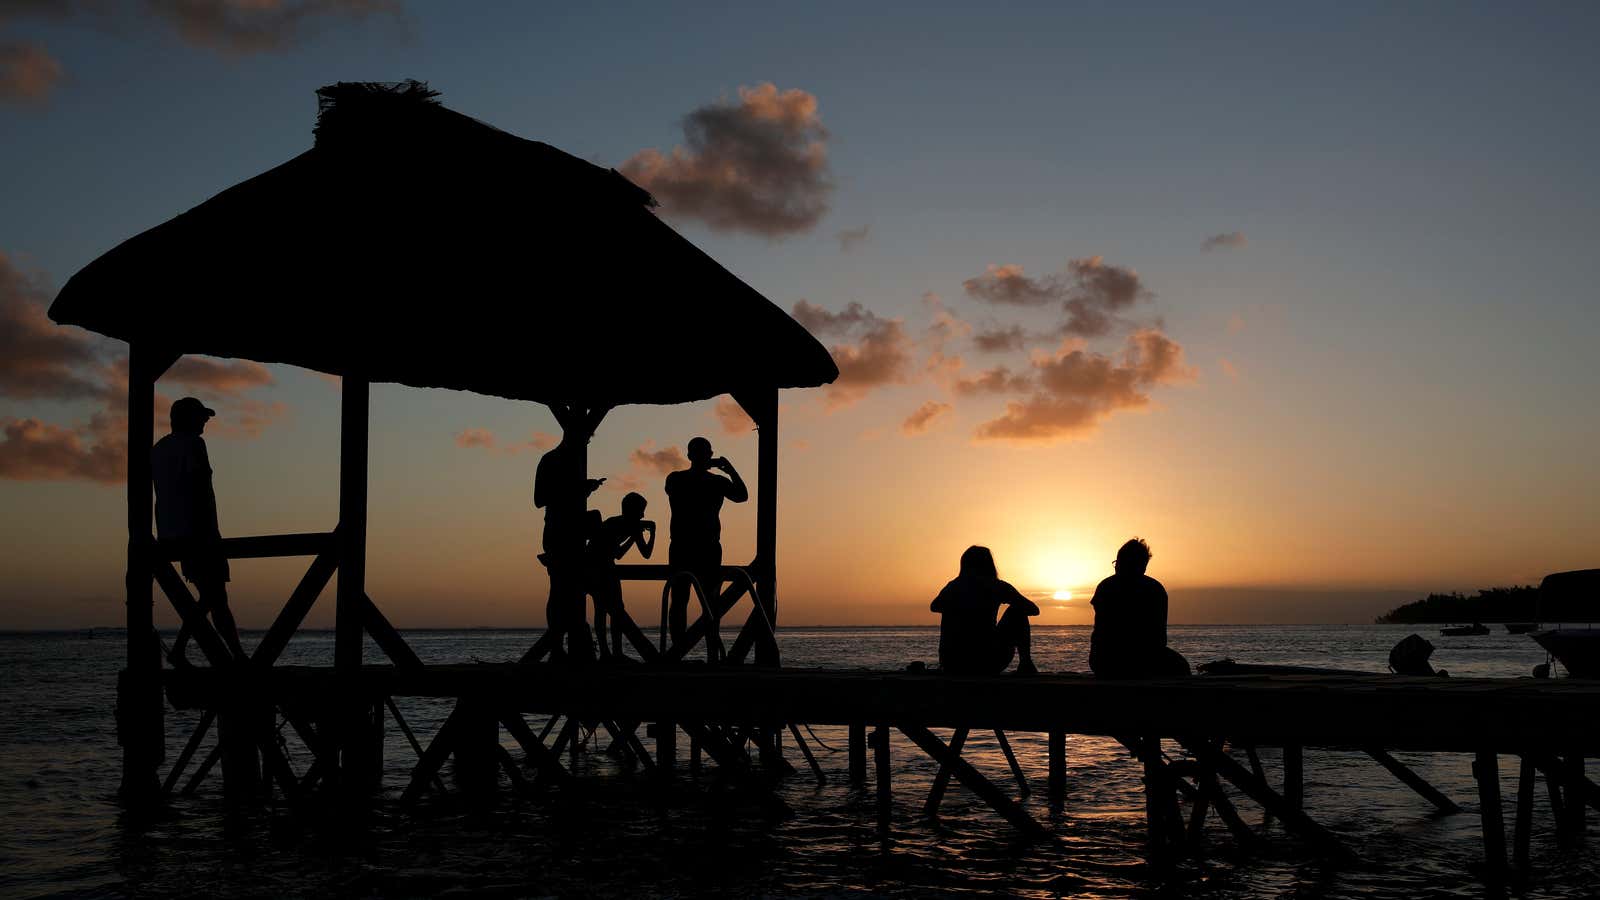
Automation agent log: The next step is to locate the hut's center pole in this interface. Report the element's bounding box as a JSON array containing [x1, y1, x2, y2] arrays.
[[753, 388, 779, 666], [335, 376, 371, 785], [120, 344, 167, 800]]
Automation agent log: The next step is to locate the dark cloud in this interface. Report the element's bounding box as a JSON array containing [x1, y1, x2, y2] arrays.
[[629, 442, 686, 475], [0, 41, 62, 104], [453, 428, 557, 455], [1201, 231, 1248, 252], [962, 263, 1060, 306], [953, 365, 1032, 397], [792, 300, 915, 408], [900, 401, 951, 436], [165, 355, 275, 394], [974, 330, 1194, 443], [972, 324, 1027, 353], [0, 411, 125, 484], [1059, 256, 1152, 338], [621, 83, 831, 238], [0, 252, 105, 400], [835, 224, 869, 252], [144, 0, 400, 55]]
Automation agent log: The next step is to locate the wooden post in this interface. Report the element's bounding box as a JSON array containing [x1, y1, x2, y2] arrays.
[[1143, 737, 1169, 863], [218, 698, 262, 802], [335, 377, 371, 789], [1365, 747, 1460, 814], [873, 724, 891, 829], [1563, 753, 1586, 835], [747, 389, 780, 666], [1048, 729, 1067, 805], [120, 344, 171, 803], [451, 700, 499, 797], [1514, 756, 1535, 869], [849, 722, 866, 785], [1283, 744, 1303, 813], [924, 727, 968, 816], [1476, 750, 1507, 884], [656, 720, 676, 772]]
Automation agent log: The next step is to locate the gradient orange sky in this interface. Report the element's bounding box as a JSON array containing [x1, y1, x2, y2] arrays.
[[2, 4, 1597, 629]]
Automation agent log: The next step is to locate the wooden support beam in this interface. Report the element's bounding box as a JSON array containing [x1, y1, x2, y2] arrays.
[[1365, 747, 1461, 814], [735, 387, 781, 666], [655, 719, 677, 772], [1142, 737, 1170, 862], [218, 703, 262, 802], [788, 723, 825, 784], [401, 704, 466, 803], [336, 377, 371, 791], [678, 720, 751, 772], [1198, 764, 1258, 849], [849, 722, 867, 786], [159, 531, 337, 561], [500, 712, 573, 786], [873, 725, 892, 829], [924, 727, 968, 816], [994, 729, 1029, 797], [388, 697, 446, 795], [163, 709, 216, 795], [1181, 739, 1353, 859], [252, 548, 338, 667], [1283, 743, 1304, 812], [1048, 730, 1066, 805], [183, 743, 222, 795], [1514, 756, 1535, 870], [1245, 744, 1272, 827], [1475, 750, 1508, 884], [121, 343, 170, 801], [665, 578, 750, 663], [151, 562, 232, 667], [361, 593, 422, 670], [898, 723, 1048, 839], [1563, 753, 1586, 834]]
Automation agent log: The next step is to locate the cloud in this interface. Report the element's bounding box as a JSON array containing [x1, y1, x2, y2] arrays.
[[973, 329, 1195, 443], [143, 0, 401, 55], [1201, 231, 1247, 252], [207, 398, 287, 439], [1219, 358, 1240, 381], [0, 411, 125, 484], [962, 256, 1153, 338], [164, 356, 275, 394], [835, 224, 869, 252], [713, 396, 754, 436], [0, 252, 104, 400], [953, 365, 1032, 396], [972, 324, 1027, 353], [453, 428, 558, 455], [629, 441, 686, 475], [620, 83, 831, 237], [900, 401, 951, 436], [962, 263, 1059, 306], [1059, 256, 1152, 338], [793, 301, 915, 408], [0, 41, 62, 105]]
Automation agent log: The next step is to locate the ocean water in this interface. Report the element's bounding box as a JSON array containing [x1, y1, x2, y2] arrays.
[[1, 624, 1596, 898]]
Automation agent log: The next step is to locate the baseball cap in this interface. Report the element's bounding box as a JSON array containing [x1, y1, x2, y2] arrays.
[[171, 397, 216, 421]]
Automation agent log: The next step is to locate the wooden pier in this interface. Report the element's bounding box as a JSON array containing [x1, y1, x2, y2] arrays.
[[158, 661, 1600, 882]]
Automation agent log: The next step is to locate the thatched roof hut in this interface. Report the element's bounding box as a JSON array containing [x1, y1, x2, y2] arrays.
[[49, 81, 837, 405]]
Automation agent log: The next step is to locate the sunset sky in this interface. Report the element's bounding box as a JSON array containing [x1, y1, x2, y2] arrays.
[[2, 2, 1596, 630]]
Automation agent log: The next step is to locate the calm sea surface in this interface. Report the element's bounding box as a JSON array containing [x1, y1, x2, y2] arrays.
[[2, 625, 1596, 898]]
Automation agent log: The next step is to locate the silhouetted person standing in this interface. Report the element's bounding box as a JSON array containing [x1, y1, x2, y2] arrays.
[[664, 437, 747, 657], [154, 397, 246, 665], [1089, 538, 1188, 677], [534, 405, 608, 662], [586, 491, 655, 659], [931, 546, 1039, 675]]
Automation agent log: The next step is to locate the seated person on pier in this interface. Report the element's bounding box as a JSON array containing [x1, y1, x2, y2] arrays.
[[534, 405, 609, 662], [663, 437, 747, 658], [931, 546, 1039, 675], [1089, 538, 1189, 678], [585, 491, 656, 659], [154, 397, 247, 665]]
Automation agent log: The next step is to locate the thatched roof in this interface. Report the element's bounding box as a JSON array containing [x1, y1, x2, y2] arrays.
[[49, 81, 837, 407]]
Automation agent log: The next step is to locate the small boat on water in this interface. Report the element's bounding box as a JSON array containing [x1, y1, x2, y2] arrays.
[[1504, 622, 1539, 635], [1526, 569, 1600, 678], [1440, 622, 1489, 636]]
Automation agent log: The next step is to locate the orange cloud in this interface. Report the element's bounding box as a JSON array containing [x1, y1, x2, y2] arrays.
[[901, 401, 952, 436], [962, 256, 1153, 338], [713, 396, 754, 436], [0, 412, 125, 484], [962, 263, 1058, 306], [454, 428, 557, 455], [621, 83, 831, 237], [974, 330, 1195, 443], [793, 300, 915, 408], [0, 252, 103, 400], [0, 42, 63, 105], [629, 441, 686, 475]]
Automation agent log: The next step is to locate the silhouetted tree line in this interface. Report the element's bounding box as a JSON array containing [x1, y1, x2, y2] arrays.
[[1376, 586, 1544, 623]]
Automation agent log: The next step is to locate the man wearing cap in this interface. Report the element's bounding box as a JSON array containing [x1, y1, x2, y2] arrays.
[[154, 396, 246, 665]]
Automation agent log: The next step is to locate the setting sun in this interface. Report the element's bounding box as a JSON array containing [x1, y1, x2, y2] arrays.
[[1052, 590, 1072, 601]]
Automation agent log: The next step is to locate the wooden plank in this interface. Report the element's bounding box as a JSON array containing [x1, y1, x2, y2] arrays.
[[664, 578, 751, 663], [898, 723, 1048, 838], [994, 729, 1030, 797], [849, 722, 867, 785], [1283, 743, 1304, 812], [788, 722, 825, 784], [1048, 730, 1066, 805], [1142, 737, 1169, 861], [122, 344, 166, 801], [500, 712, 573, 786], [874, 724, 892, 828], [1365, 747, 1461, 814], [158, 532, 336, 561], [924, 727, 968, 816], [151, 562, 233, 667], [335, 377, 368, 675], [251, 548, 338, 667], [162, 709, 216, 795], [361, 593, 422, 670], [1182, 739, 1352, 859], [401, 704, 465, 803], [388, 697, 446, 794], [1514, 756, 1535, 869], [1476, 750, 1507, 883], [182, 743, 222, 795]]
